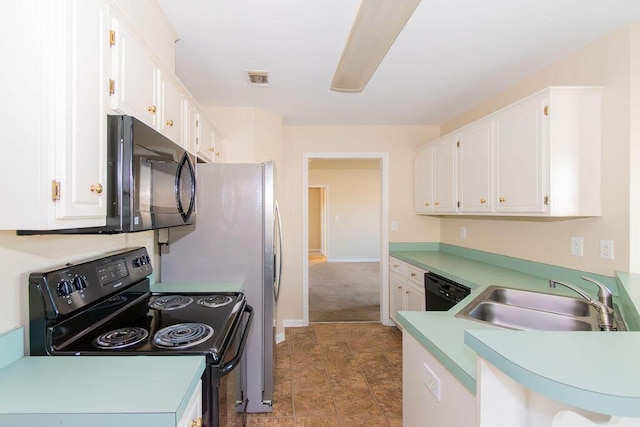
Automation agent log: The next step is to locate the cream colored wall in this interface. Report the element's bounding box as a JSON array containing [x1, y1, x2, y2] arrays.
[[308, 188, 321, 251], [203, 106, 256, 163], [439, 26, 636, 276], [629, 24, 640, 273], [278, 125, 440, 325], [309, 165, 381, 261], [0, 231, 153, 336]]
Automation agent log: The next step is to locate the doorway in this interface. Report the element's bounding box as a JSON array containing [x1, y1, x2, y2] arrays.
[[302, 153, 390, 326]]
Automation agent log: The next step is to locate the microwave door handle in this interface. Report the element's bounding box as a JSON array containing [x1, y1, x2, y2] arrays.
[[274, 200, 283, 302], [175, 153, 196, 222]]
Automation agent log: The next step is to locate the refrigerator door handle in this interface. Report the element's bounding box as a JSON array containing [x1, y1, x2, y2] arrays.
[[274, 200, 283, 302]]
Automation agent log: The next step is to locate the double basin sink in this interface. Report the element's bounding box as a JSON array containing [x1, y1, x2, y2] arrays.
[[455, 286, 625, 331]]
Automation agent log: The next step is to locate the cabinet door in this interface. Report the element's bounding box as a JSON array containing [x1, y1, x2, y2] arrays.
[[459, 120, 492, 213], [405, 283, 425, 312], [432, 135, 458, 213], [495, 95, 547, 213], [159, 71, 183, 145], [177, 381, 202, 427], [415, 145, 433, 213], [110, 17, 158, 129], [389, 274, 404, 325], [55, 0, 108, 222], [183, 100, 198, 155], [197, 117, 218, 163]]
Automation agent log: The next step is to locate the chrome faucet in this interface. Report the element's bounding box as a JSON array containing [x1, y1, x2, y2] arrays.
[[549, 277, 614, 331]]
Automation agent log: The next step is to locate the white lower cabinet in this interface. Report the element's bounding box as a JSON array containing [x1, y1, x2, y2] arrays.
[[389, 257, 426, 327], [403, 332, 476, 427], [177, 381, 202, 427]]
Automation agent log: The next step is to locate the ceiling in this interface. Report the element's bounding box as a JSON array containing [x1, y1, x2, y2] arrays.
[[158, 0, 640, 126]]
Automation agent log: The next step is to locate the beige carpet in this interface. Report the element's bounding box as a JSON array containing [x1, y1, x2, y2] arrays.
[[309, 260, 380, 322]]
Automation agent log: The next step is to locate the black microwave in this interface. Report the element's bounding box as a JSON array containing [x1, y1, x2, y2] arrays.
[[19, 115, 196, 235]]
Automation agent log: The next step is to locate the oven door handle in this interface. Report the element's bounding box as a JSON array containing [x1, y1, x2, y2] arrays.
[[219, 304, 254, 377]]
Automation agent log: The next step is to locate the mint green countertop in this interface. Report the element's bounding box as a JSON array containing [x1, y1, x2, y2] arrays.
[[392, 248, 640, 416], [0, 332, 205, 427], [151, 281, 244, 293]]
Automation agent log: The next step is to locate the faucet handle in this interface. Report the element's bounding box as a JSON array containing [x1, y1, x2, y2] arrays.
[[580, 276, 613, 309]]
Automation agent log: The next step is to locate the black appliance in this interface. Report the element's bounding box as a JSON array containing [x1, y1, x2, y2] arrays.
[[424, 272, 471, 311], [19, 115, 196, 235], [28, 247, 251, 427]]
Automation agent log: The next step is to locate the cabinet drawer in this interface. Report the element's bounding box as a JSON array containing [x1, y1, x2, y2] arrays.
[[389, 257, 407, 275], [406, 264, 427, 286]]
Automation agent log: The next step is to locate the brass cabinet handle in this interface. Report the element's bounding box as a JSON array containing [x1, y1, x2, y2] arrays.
[[166, 119, 174, 127], [147, 105, 156, 113], [90, 183, 103, 194], [191, 417, 202, 427], [499, 197, 506, 203], [480, 198, 486, 204]]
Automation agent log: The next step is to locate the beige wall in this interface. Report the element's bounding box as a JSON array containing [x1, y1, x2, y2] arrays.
[[437, 25, 638, 276], [0, 231, 153, 335], [309, 162, 381, 261], [278, 125, 439, 325], [629, 24, 640, 272], [308, 188, 321, 251]]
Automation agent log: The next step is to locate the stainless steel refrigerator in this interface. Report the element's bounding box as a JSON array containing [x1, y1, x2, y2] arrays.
[[159, 161, 282, 414]]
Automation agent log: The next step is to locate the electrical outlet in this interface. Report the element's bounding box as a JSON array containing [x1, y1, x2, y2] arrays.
[[391, 221, 399, 232], [422, 362, 441, 401], [570, 237, 583, 257], [600, 240, 614, 260], [460, 227, 467, 239]]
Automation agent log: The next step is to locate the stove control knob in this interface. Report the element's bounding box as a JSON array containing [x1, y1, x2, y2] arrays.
[[132, 257, 141, 268], [73, 275, 88, 291], [57, 279, 74, 296], [145, 255, 151, 265]]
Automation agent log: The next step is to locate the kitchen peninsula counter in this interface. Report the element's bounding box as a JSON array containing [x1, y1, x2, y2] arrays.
[[392, 245, 640, 417]]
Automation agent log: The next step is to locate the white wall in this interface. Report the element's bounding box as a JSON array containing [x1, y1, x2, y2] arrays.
[[309, 161, 381, 261]]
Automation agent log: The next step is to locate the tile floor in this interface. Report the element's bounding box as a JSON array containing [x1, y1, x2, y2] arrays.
[[221, 322, 403, 426]]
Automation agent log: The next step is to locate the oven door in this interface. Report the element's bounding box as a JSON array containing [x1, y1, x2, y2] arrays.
[[212, 305, 253, 427], [130, 117, 196, 231]]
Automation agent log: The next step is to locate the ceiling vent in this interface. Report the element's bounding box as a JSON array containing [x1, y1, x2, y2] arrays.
[[246, 71, 270, 87]]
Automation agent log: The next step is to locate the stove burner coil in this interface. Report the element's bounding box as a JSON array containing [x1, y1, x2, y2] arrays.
[[153, 323, 214, 349], [148, 295, 193, 311], [94, 327, 149, 349], [196, 295, 233, 308]]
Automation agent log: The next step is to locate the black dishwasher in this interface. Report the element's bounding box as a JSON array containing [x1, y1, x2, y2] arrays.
[[424, 272, 471, 311]]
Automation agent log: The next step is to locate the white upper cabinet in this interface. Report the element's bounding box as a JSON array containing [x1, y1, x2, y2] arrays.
[[459, 119, 492, 213], [414, 145, 433, 213], [197, 117, 222, 163], [158, 71, 184, 144], [414, 86, 602, 217], [432, 134, 459, 213], [109, 17, 159, 129], [494, 94, 546, 213], [2, 0, 108, 230]]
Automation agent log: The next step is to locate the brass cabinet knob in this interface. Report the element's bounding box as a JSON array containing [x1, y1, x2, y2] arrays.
[[215, 152, 220, 157], [166, 119, 174, 127], [397, 286, 402, 290], [480, 198, 486, 204], [147, 105, 156, 113], [90, 183, 103, 194], [209, 147, 215, 152], [425, 202, 430, 207], [191, 417, 202, 427], [434, 202, 440, 206], [499, 197, 506, 203], [410, 273, 416, 277], [392, 264, 399, 268]]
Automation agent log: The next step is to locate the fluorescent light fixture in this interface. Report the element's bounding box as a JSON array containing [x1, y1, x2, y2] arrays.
[[331, 0, 421, 93]]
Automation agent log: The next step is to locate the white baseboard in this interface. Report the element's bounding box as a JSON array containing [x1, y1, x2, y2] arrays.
[[326, 258, 380, 263], [309, 249, 322, 253], [276, 332, 285, 344], [277, 319, 306, 343]]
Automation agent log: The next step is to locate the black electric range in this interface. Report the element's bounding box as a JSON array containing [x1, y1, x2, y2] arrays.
[[28, 247, 252, 427]]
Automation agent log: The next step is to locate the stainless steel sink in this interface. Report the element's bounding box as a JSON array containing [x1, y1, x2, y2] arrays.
[[462, 301, 595, 331], [484, 287, 591, 316], [454, 285, 625, 331]]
